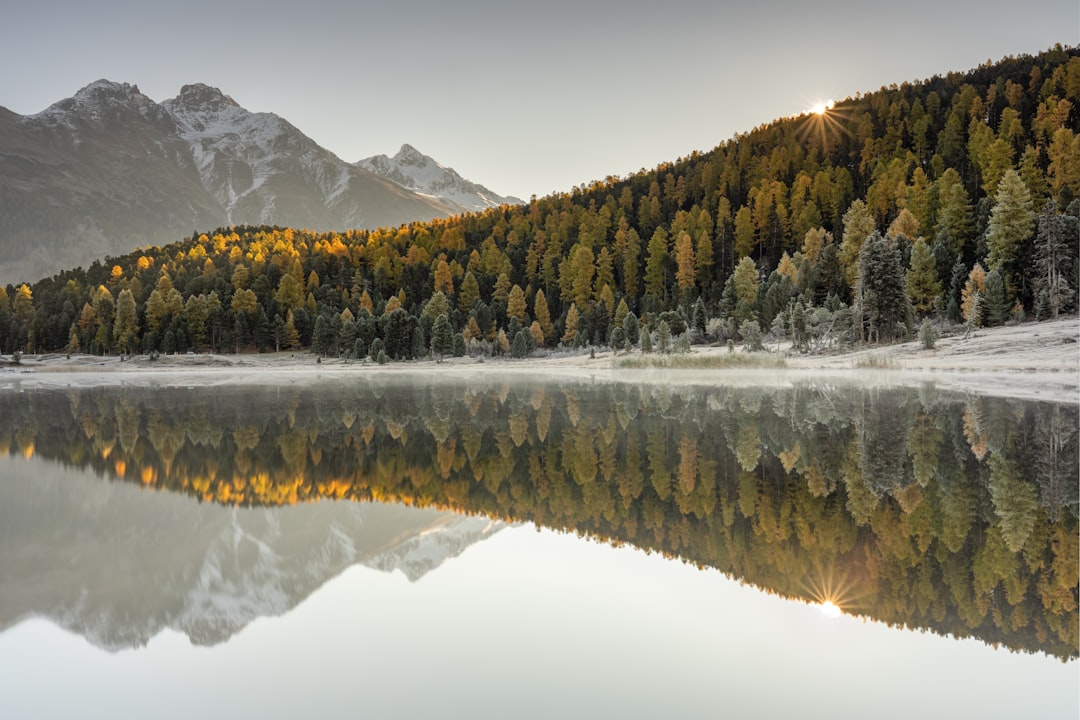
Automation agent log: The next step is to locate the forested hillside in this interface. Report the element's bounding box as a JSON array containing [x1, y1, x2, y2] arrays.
[[1, 47, 1077, 358]]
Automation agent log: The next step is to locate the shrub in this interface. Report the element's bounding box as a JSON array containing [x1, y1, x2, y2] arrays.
[[739, 320, 764, 351], [919, 319, 939, 350]]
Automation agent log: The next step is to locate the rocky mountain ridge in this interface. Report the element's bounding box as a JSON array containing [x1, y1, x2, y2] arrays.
[[0, 80, 518, 284]]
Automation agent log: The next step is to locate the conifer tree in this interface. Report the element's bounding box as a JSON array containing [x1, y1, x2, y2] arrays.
[[640, 322, 652, 353], [507, 284, 527, 324], [283, 310, 301, 350], [644, 228, 669, 301], [1032, 199, 1074, 319], [695, 229, 714, 291], [982, 268, 1010, 326], [854, 232, 910, 343], [561, 303, 580, 346], [675, 231, 696, 300], [622, 228, 641, 302], [731, 256, 759, 323], [430, 314, 453, 361], [840, 199, 877, 289], [906, 238, 942, 315], [937, 172, 975, 255], [623, 312, 640, 347], [656, 320, 672, 354], [534, 289, 554, 342], [985, 169, 1035, 281], [433, 257, 454, 295], [113, 288, 139, 354], [961, 264, 987, 328]]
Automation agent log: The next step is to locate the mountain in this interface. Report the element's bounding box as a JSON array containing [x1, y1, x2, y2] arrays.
[[0, 459, 505, 650], [0, 81, 516, 284], [3, 48, 1078, 359], [358, 143, 523, 211]]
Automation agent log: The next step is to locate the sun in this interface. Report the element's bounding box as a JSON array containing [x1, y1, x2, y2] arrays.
[[794, 99, 849, 154], [818, 600, 842, 619], [799, 563, 867, 621]]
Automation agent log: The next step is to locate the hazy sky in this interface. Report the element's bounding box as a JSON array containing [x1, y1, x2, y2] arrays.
[[2, 1, 1076, 200]]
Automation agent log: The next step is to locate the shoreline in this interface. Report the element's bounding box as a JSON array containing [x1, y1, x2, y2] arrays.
[[1, 316, 1077, 403]]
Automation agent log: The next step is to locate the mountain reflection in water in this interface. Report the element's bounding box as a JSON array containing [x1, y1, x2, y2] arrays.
[[0, 376, 1075, 660]]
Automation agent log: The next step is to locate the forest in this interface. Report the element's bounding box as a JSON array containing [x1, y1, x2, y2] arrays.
[[0, 47, 1078, 358], [2, 379, 1075, 660]]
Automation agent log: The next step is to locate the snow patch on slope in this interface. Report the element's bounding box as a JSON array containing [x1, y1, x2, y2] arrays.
[[358, 144, 522, 213]]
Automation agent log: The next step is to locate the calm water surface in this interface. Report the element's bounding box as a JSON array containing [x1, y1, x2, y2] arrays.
[[0, 375, 1075, 719]]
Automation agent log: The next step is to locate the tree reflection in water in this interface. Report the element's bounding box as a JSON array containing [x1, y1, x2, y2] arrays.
[[0, 376, 1075, 660]]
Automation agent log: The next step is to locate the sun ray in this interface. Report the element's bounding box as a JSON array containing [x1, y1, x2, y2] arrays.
[[793, 100, 853, 160], [798, 561, 871, 619]]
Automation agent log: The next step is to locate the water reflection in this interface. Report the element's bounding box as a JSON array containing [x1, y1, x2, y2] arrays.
[[0, 376, 1076, 660], [0, 457, 502, 649]]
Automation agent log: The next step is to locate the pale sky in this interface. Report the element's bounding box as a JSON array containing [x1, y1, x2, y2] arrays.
[[2, 1, 1076, 200]]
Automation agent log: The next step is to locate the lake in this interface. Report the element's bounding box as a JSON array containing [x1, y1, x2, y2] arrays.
[[0, 373, 1076, 719]]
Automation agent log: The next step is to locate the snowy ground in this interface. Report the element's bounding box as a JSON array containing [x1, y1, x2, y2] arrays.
[[2, 316, 1077, 403]]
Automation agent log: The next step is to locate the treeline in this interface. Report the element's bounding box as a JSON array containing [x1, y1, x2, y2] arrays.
[[1, 47, 1078, 357], [3, 379, 1076, 659]]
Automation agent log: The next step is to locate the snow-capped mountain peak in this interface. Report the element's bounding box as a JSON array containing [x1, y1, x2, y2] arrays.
[[0, 80, 512, 283], [33, 79, 157, 123], [358, 144, 522, 213], [395, 143, 428, 166], [173, 83, 241, 111]]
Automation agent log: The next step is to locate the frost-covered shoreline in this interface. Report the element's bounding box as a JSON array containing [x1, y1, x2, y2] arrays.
[[2, 316, 1076, 403]]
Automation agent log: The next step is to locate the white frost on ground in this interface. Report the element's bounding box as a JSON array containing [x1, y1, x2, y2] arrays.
[[1, 317, 1076, 403]]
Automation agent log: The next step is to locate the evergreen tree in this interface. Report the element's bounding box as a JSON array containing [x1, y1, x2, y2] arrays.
[[113, 288, 139, 354], [283, 310, 301, 350], [1032, 199, 1074, 319], [312, 314, 334, 356], [961, 264, 987, 328], [561, 303, 580, 346], [430, 314, 453, 361], [982, 268, 1010, 326], [623, 311, 640, 347], [511, 329, 530, 358], [936, 170, 975, 255], [985, 169, 1035, 281], [656, 319, 672, 354], [451, 332, 467, 357], [692, 297, 708, 336], [731, 256, 759, 323], [383, 308, 414, 360], [411, 326, 425, 359], [622, 228, 641, 302], [840, 199, 877, 289], [507, 284, 527, 324], [369, 337, 385, 362], [695, 229, 714, 293], [674, 231, 696, 300], [458, 271, 480, 313], [534, 289, 554, 342], [906, 238, 942, 316], [644, 228, 669, 301], [855, 232, 910, 343]]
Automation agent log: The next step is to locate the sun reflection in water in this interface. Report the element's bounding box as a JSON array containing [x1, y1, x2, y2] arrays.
[[818, 600, 842, 619], [801, 564, 866, 620]]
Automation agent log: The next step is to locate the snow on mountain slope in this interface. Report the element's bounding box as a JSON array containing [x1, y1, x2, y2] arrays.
[[359, 143, 523, 213], [0, 462, 507, 650], [0, 80, 517, 284], [161, 84, 457, 229]]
